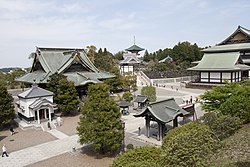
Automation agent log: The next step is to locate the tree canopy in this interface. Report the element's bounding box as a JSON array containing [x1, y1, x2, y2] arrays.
[[201, 80, 250, 123], [110, 146, 164, 167], [141, 86, 156, 102], [46, 73, 79, 115], [77, 83, 122, 154], [162, 121, 218, 167], [0, 83, 15, 129]]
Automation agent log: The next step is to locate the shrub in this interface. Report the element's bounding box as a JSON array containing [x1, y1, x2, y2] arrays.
[[162, 121, 218, 167], [110, 146, 164, 167], [126, 144, 134, 150], [201, 113, 242, 140]]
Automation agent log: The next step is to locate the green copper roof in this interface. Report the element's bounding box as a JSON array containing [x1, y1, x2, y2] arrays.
[[16, 47, 114, 85], [134, 98, 189, 123], [203, 43, 250, 53], [188, 52, 250, 71], [125, 44, 144, 52]]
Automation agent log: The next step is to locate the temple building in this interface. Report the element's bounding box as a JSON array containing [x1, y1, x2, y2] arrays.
[[119, 43, 144, 75], [134, 98, 189, 141], [188, 26, 250, 83], [17, 47, 114, 98], [16, 84, 56, 124]]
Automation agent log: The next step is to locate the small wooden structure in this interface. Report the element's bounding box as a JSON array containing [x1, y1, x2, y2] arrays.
[[134, 98, 189, 141], [133, 95, 148, 109], [118, 100, 130, 115]]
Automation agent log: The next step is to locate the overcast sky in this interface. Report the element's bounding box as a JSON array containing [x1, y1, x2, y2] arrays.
[[0, 0, 250, 68]]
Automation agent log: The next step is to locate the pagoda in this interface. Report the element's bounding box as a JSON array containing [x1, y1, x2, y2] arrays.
[[120, 37, 144, 75]]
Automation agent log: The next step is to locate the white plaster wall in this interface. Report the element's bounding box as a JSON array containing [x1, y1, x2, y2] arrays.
[[18, 96, 54, 118], [222, 73, 231, 79], [201, 72, 208, 78]]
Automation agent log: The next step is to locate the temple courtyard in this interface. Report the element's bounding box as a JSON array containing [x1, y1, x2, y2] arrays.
[[0, 83, 206, 167]]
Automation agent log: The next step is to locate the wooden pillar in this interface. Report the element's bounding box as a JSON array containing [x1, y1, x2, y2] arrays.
[[145, 116, 150, 138], [173, 117, 178, 128], [37, 110, 40, 124], [48, 108, 51, 123], [157, 122, 163, 141]]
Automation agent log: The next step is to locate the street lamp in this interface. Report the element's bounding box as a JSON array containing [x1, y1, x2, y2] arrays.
[[121, 121, 125, 152]]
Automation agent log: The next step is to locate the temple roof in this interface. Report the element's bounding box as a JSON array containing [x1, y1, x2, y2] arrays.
[[134, 98, 189, 123], [133, 95, 148, 103], [29, 98, 55, 110], [16, 47, 114, 85], [18, 84, 53, 99], [218, 26, 250, 45], [188, 52, 250, 71], [125, 44, 144, 52], [118, 100, 130, 108], [203, 43, 250, 53], [120, 53, 141, 64]]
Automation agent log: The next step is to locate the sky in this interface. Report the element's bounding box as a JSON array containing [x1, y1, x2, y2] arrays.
[[0, 0, 250, 68]]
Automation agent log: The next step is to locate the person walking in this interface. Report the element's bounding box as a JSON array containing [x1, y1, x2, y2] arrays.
[[47, 122, 51, 130], [2, 144, 9, 157], [9, 126, 14, 135]]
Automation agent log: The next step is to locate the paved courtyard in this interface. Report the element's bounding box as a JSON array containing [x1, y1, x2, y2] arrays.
[[0, 84, 207, 167]]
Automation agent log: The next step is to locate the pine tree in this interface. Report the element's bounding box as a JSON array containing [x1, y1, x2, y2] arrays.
[[46, 73, 79, 115], [0, 83, 15, 129], [77, 83, 122, 154]]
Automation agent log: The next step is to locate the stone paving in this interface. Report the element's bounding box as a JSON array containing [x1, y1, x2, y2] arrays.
[[0, 83, 207, 167]]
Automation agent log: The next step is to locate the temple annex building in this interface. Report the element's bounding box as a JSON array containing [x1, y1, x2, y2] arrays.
[[188, 26, 250, 83]]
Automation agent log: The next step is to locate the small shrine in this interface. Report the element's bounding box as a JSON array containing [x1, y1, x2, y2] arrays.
[[16, 84, 56, 124], [134, 98, 189, 141]]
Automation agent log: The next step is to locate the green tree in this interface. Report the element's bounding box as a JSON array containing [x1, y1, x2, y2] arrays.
[[114, 51, 124, 61], [122, 91, 133, 102], [201, 80, 250, 123], [110, 146, 164, 167], [122, 72, 137, 92], [77, 83, 122, 154], [0, 83, 15, 129], [46, 73, 79, 115], [201, 113, 242, 140], [104, 67, 123, 93], [143, 50, 151, 62], [86, 45, 97, 63], [162, 121, 218, 167], [141, 86, 156, 102], [94, 48, 116, 72]]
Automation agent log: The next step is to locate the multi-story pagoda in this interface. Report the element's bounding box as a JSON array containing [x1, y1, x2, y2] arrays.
[[188, 26, 250, 83], [120, 40, 144, 75]]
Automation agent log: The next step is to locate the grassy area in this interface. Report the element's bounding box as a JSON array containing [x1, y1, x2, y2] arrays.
[[209, 123, 250, 167]]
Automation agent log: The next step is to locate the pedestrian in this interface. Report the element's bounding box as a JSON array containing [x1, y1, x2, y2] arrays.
[[47, 122, 51, 130], [9, 126, 14, 135], [190, 96, 193, 104], [138, 127, 141, 136], [2, 144, 9, 157]]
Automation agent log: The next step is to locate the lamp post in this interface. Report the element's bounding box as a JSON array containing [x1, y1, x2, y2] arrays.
[[121, 121, 125, 152]]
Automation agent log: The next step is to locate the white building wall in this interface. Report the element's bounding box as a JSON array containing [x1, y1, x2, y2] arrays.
[[210, 72, 220, 83], [200, 72, 208, 82], [18, 96, 54, 118]]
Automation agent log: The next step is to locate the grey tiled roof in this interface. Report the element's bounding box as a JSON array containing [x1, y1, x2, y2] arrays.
[[18, 85, 53, 99], [133, 95, 148, 103], [134, 98, 189, 123]]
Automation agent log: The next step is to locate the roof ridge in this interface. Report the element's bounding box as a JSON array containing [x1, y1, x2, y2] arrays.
[[149, 98, 174, 105]]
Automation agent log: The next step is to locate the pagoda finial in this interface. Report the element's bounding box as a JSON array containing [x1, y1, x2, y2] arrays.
[[134, 35, 135, 45]]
